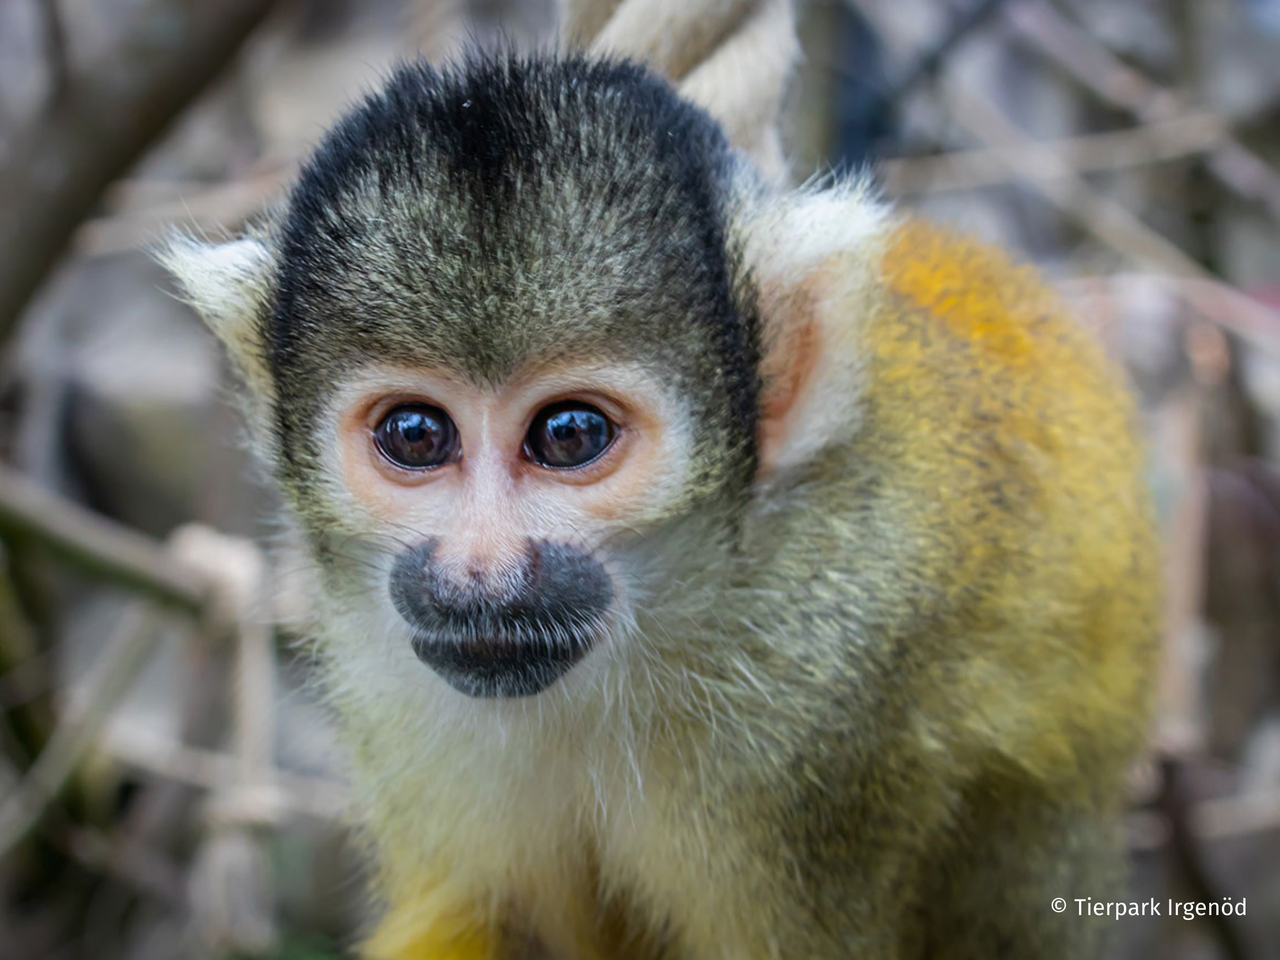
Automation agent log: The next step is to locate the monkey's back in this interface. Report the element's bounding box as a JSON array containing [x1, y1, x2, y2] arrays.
[[855, 216, 1159, 803], [746, 217, 1157, 956]]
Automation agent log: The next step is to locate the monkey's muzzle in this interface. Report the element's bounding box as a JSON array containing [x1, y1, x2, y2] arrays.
[[388, 540, 612, 698]]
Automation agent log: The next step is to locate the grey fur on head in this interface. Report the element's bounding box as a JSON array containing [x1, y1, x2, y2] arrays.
[[257, 54, 764, 503]]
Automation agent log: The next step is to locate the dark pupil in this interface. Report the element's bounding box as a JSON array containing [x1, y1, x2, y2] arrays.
[[531, 405, 614, 467], [375, 406, 454, 468]]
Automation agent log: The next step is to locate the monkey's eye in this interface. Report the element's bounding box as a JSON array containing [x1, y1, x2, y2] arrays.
[[374, 404, 459, 469], [525, 402, 617, 469]]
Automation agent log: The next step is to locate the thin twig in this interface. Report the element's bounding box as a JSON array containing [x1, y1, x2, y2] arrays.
[[0, 0, 281, 344], [1159, 758, 1252, 960], [939, 84, 1213, 278], [210, 540, 282, 828], [1128, 783, 1280, 850], [854, 0, 1017, 131], [101, 725, 348, 822], [36, 0, 70, 105], [852, 0, 1280, 374], [843, 0, 1212, 277], [1004, 0, 1280, 224], [0, 552, 42, 683], [75, 165, 291, 257], [0, 464, 208, 613], [880, 113, 1224, 195], [1058, 274, 1280, 351], [0, 603, 163, 856], [0, 549, 54, 762], [57, 825, 187, 906]]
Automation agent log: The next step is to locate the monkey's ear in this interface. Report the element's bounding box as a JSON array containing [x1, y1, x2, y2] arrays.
[[745, 185, 891, 478], [159, 235, 275, 400]]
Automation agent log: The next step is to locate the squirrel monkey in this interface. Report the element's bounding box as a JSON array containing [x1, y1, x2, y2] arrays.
[[163, 54, 1159, 960]]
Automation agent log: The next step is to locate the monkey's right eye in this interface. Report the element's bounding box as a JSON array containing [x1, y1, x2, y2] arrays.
[[373, 404, 459, 469]]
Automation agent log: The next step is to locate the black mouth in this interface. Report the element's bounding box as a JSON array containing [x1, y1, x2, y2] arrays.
[[389, 540, 613, 699], [411, 631, 597, 698]]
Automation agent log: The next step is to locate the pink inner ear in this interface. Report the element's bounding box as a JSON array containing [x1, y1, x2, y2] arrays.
[[757, 308, 820, 478]]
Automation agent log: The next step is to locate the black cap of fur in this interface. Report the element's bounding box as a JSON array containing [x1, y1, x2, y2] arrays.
[[270, 53, 760, 496]]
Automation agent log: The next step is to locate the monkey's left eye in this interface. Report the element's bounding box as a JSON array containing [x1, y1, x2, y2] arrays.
[[374, 404, 459, 469], [525, 402, 617, 469]]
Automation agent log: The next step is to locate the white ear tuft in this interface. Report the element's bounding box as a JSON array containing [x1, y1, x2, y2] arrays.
[[159, 235, 275, 397], [742, 181, 893, 477], [741, 180, 890, 282]]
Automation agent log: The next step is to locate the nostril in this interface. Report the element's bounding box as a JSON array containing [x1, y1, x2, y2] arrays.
[[429, 557, 520, 613]]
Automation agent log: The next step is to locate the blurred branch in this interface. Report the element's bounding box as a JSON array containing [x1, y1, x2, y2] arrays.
[[853, 0, 1015, 131], [192, 541, 282, 953], [0, 521, 316, 874], [576, 0, 798, 179], [0, 464, 208, 613], [940, 85, 1214, 279], [0, 602, 163, 857], [1195, 786, 1280, 843], [1159, 758, 1253, 960], [844, 0, 1213, 277], [75, 164, 291, 257], [231, 561, 276, 801], [0, 552, 53, 760], [0, 0, 280, 345], [0, 554, 41, 686], [59, 825, 186, 906], [1004, 0, 1280, 225], [36, 0, 70, 105], [1159, 323, 1222, 755], [881, 113, 1224, 195], [103, 726, 348, 822], [1129, 784, 1280, 850], [1060, 274, 1280, 351]]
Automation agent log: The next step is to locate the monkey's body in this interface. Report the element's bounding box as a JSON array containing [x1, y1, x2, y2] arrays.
[[341, 219, 1157, 960], [164, 55, 1159, 960]]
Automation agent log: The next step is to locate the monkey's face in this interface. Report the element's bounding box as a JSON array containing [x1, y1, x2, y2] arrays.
[[228, 58, 765, 700], [165, 56, 884, 703], [319, 360, 702, 698]]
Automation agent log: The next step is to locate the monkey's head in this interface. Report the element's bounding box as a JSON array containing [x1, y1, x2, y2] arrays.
[[164, 55, 885, 701]]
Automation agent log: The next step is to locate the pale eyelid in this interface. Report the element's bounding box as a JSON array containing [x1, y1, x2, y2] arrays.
[[361, 392, 456, 430]]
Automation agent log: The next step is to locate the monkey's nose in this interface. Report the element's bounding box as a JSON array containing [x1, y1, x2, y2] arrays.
[[426, 537, 532, 605], [387, 538, 613, 697], [428, 549, 531, 615]]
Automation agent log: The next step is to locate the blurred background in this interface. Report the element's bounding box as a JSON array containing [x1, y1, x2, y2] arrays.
[[0, 0, 1278, 957]]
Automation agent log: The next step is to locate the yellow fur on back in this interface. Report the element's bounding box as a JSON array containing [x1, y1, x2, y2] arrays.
[[352, 217, 1158, 958]]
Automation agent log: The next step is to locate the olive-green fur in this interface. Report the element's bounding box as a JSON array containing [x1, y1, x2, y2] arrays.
[[164, 53, 1159, 960]]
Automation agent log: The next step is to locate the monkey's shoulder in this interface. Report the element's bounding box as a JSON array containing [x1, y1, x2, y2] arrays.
[[853, 217, 1138, 462], [870, 218, 1106, 373]]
